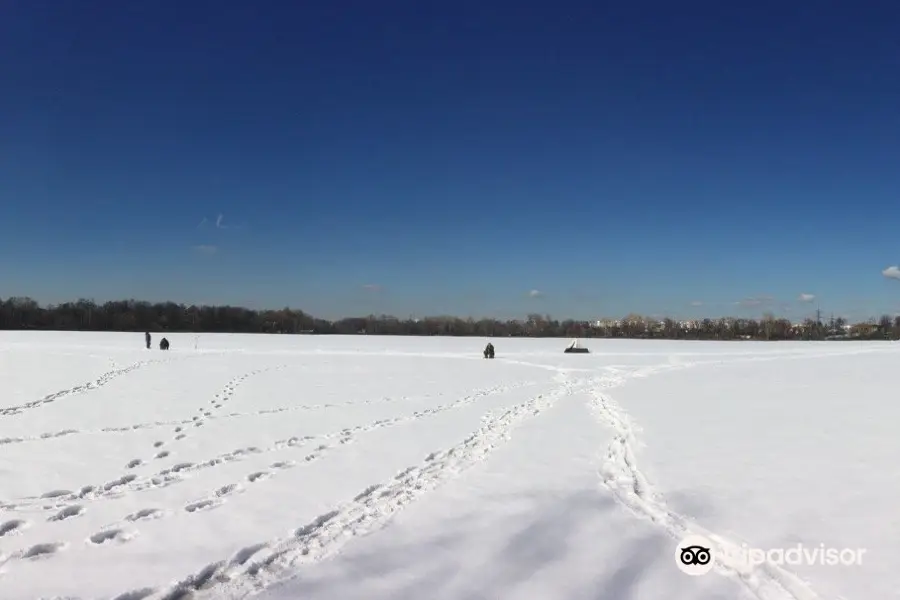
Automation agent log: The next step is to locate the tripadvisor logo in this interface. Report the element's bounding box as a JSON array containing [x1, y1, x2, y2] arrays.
[[675, 534, 866, 576], [676, 535, 715, 576]]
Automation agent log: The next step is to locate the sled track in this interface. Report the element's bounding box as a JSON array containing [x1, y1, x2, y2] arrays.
[[587, 368, 824, 600]]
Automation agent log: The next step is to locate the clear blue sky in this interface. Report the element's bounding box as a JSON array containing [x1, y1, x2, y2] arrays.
[[3, 1, 900, 321]]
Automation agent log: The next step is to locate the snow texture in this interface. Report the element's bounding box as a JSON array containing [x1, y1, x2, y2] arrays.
[[0, 332, 894, 599]]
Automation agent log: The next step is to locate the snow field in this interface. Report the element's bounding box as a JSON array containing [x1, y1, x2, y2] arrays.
[[0, 333, 895, 600]]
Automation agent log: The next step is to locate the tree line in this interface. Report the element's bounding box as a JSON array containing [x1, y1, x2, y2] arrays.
[[1, 296, 899, 341]]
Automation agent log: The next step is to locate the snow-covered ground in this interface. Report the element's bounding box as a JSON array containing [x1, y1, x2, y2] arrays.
[[0, 332, 895, 600]]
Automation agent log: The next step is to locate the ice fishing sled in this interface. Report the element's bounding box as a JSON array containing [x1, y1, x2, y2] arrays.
[[564, 338, 589, 353]]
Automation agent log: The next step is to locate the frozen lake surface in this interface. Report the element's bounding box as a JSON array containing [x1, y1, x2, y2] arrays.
[[0, 332, 894, 600]]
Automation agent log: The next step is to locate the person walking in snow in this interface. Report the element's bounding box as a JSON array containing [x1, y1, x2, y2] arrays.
[[145, 331, 151, 349]]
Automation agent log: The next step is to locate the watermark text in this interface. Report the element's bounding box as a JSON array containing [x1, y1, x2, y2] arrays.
[[675, 534, 866, 576]]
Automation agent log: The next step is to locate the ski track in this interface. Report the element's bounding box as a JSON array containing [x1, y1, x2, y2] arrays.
[[587, 364, 827, 600]]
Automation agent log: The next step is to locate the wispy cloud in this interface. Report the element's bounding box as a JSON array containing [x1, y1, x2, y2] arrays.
[[883, 266, 900, 280], [735, 295, 774, 308], [192, 244, 217, 255], [198, 213, 243, 230], [798, 293, 816, 303], [689, 300, 703, 307], [527, 289, 543, 298], [362, 284, 382, 292]]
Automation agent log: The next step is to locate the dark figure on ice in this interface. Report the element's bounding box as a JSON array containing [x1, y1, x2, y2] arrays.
[[159, 337, 170, 351], [145, 331, 151, 349], [483, 342, 495, 359]]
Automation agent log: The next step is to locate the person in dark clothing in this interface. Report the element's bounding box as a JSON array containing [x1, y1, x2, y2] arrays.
[[483, 342, 495, 359], [159, 337, 169, 350], [145, 332, 151, 349]]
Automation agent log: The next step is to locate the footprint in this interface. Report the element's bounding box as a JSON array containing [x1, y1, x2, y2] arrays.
[[126, 459, 143, 468], [41, 489, 72, 499], [125, 508, 163, 522], [174, 434, 187, 440], [174, 426, 183, 433], [49, 505, 83, 522], [231, 543, 267, 566], [22, 542, 65, 558], [247, 471, 270, 483], [155, 451, 170, 459], [89, 528, 133, 545], [153, 441, 164, 448], [215, 483, 241, 497], [185, 499, 219, 513], [0, 519, 27, 537], [112, 588, 155, 600], [103, 474, 137, 491], [271, 461, 295, 469], [353, 484, 382, 502]]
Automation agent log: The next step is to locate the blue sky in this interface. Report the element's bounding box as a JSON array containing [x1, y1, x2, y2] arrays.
[[2, 1, 900, 321]]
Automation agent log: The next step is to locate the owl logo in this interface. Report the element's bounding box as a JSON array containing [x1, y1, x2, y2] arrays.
[[676, 535, 715, 575]]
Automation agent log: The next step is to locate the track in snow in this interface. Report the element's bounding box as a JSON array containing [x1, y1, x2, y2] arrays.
[[127, 372, 584, 600], [109, 360, 695, 600], [0, 356, 186, 417], [586, 361, 825, 600], [2, 378, 542, 516], [126, 366, 289, 470]]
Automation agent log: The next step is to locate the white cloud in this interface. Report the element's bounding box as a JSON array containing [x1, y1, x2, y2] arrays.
[[689, 300, 703, 307], [362, 284, 382, 292], [883, 266, 900, 280], [198, 213, 241, 229], [192, 245, 217, 255], [527, 289, 542, 298], [798, 293, 816, 303]]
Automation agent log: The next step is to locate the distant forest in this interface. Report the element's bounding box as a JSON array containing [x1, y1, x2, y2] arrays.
[[1, 296, 899, 341]]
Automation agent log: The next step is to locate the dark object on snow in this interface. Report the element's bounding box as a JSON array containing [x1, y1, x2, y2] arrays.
[[564, 339, 589, 353], [159, 338, 170, 350], [483, 342, 495, 359], [145, 331, 151, 349]]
